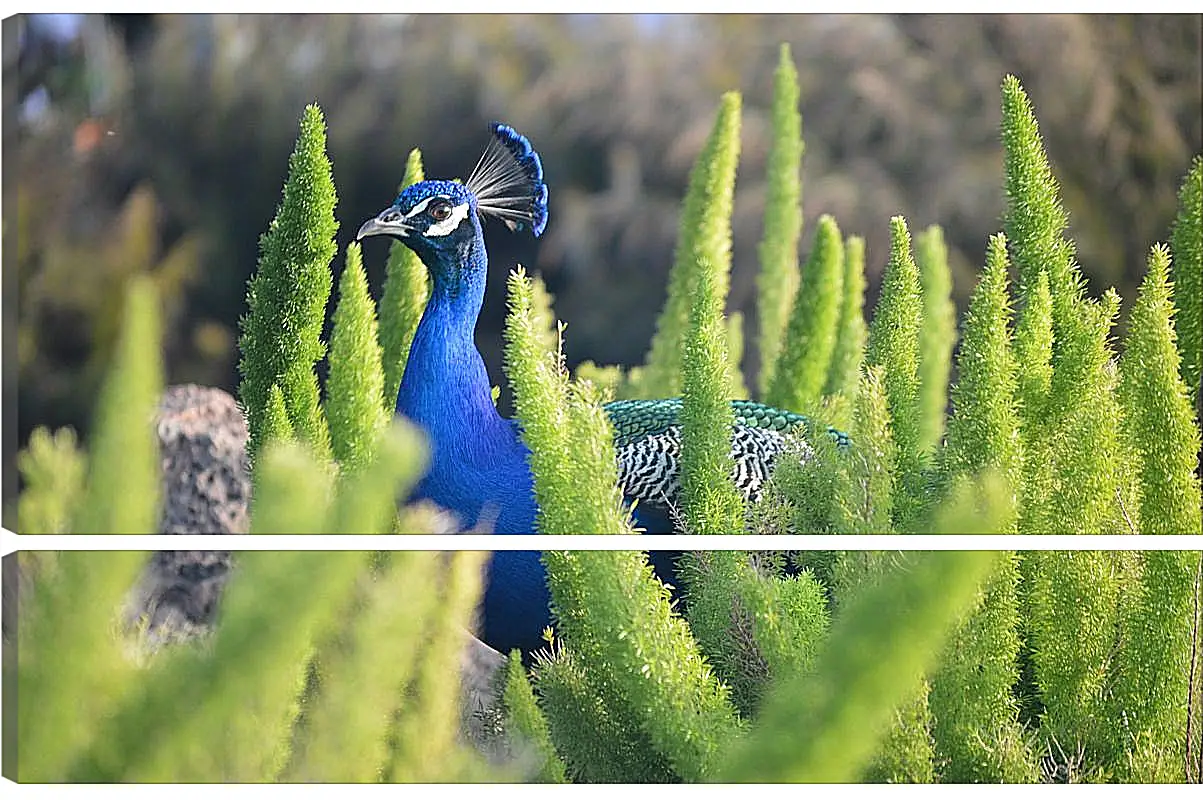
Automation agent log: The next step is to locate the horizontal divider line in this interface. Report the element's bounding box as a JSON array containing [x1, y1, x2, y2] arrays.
[[3, 531, 1202, 555]]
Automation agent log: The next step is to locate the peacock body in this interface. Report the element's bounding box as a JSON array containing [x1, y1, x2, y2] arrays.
[[357, 124, 844, 655]]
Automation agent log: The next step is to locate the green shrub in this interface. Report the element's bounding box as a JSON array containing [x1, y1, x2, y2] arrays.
[[11, 63, 1201, 785]]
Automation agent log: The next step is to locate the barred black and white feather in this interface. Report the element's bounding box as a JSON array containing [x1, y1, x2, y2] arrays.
[[606, 398, 848, 512]]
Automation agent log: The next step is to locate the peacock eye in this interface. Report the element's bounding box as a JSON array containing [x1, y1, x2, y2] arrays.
[[429, 200, 453, 222]]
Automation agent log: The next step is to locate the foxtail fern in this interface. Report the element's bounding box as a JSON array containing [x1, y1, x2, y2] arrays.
[[379, 148, 429, 409], [327, 242, 388, 473], [239, 103, 337, 464], [76, 275, 163, 534], [634, 92, 741, 399], [720, 543, 1002, 782], [1169, 155, 1202, 411], [755, 43, 804, 396], [825, 234, 867, 399], [17, 426, 86, 534], [766, 214, 844, 414], [865, 217, 924, 530], [501, 652, 568, 783], [915, 225, 956, 454]]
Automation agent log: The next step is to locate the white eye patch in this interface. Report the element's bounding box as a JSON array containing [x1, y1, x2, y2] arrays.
[[421, 202, 471, 238]]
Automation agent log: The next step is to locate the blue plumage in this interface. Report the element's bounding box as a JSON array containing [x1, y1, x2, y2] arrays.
[[357, 123, 844, 656]]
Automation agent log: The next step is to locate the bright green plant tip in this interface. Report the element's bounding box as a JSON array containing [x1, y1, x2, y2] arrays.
[[866, 216, 924, 529], [756, 43, 804, 396], [1119, 244, 1202, 536], [766, 214, 844, 414], [238, 103, 337, 465], [379, 147, 429, 410], [17, 426, 86, 534], [503, 267, 633, 534], [502, 652, 568, 782], [636, 92, 741, 399], [76, 275, 163, 534], [327, 241, 388, 473], [944, 233, 1022, 497], [915, 225, 956, 455], [1000, 74, 1080, 314], [1169, 155, 1202, 408], [825, 234, 867, 399], [680, 249, 745, 535]]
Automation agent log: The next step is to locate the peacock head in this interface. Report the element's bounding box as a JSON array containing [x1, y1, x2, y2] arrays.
[[356, 123, 548, 268]]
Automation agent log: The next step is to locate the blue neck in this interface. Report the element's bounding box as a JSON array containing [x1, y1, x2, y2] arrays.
[[397, 227, 510, 453], [393, 219, 549, 655]]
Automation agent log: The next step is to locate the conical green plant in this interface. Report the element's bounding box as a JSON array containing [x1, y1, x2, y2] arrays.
[[766, 214, 844, 414], [238, 103, 337, 464], [634, 92, 742, 399], [379, 148, 430, 410], [76, 275, 163, 534], [756, 43, 804, 397], [1169, 155, 1202, 411], [915, 225, 956, 454], [501, 651, 568, 783], [327, 241, 388, 473], [825, 234, 868, 399], [865, 216, 924, 530]]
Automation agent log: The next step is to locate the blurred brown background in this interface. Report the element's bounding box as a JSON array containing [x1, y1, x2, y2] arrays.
[[4, 13, 1201, 462]]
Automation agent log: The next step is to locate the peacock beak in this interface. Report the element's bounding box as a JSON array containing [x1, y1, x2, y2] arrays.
[[356, 207, 413, 241]]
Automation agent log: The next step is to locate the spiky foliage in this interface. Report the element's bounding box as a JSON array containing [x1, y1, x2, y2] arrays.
[[1119, 244, 1202, 537], [1013, 269, 1054, 430], [719, 538, 1002, 781], [865, 217, 924, 529], [1108, 245, 1202, 779], [76, 275, 162, 534], [863, 687, 935, 783], [929, 547, 1037, 782], [825, 234, 868, 399], [766, 215, 844, 414], [505, 264, 741, 781], [379, 148, 429, 410], [326, 242, 388, 473], [501, 652, 568, 783], [15, 550, 149, 781], [1170, 155, 1202, 409], [238, 103, 337, 463], [1000, 75, 1082, 326], [944, 233, 1023, 496], [385, 551, 488, 782], [756, 43, 804, 396], [533, 645, 676, 783], [841, 366, 897, 534], [16, 426, 86, 534], [503, 266, 632, 534], [634, 92, 741, 399], [680, 266, 744, 536], [915, 225, 956, 454], [282, 552, 441, 782], [541, 549, 742, 782]]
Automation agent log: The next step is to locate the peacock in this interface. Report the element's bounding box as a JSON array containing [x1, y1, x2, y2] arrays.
[[357, 123, 845, 654]]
